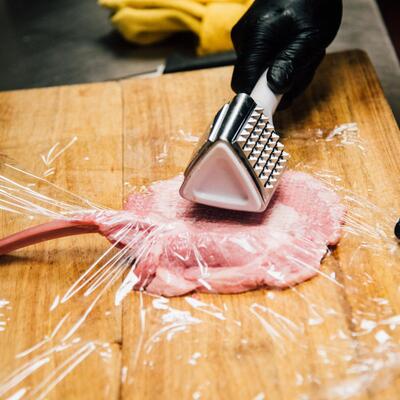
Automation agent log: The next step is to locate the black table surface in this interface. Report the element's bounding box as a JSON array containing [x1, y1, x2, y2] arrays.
[[0, 0, 399, 123]]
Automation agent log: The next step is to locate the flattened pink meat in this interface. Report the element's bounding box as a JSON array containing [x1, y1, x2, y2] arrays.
[[120, 171, 345, 296]]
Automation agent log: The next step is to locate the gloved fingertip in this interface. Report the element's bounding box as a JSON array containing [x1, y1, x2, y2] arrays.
[[277, 94, 293, 110], [231, 63, 257, 94], [267, 62, 294, 94], [231, 68, 247, 94]]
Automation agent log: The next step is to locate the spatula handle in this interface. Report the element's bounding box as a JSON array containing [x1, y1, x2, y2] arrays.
[[250, 69, 282, 123], [0, 220, 99, 255]]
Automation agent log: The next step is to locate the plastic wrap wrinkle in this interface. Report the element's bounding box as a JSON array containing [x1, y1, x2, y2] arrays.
[[0, 299, 11, 332], [1, 122, 400, 399], [38, 135, 79, 179]]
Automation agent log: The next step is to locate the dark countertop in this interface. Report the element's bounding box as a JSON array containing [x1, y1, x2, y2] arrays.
[[330, 0, 399, 123], [0, 0, 398, 122]]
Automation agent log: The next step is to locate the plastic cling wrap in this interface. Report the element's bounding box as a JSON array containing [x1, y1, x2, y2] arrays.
[[0, 122, 400, 400]]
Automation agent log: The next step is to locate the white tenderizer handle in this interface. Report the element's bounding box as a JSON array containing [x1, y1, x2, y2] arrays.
[[250, 68, 282, 123]]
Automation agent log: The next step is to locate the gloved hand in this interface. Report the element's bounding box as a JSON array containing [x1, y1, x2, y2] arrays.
[[231, 0, 342, 108]]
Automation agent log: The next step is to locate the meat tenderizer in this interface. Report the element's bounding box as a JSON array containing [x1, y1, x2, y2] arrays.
[[180, 69, 289, 212]]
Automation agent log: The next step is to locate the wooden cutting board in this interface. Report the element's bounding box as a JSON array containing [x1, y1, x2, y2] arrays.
[[0, 51, 399, 400]]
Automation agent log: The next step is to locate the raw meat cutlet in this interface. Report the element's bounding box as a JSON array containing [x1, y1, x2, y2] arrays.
[[121, 171, 345, 295], [0, 171, 345, 296]]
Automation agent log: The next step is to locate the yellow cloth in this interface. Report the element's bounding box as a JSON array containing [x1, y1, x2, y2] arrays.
[[99, 0, 253, 55]]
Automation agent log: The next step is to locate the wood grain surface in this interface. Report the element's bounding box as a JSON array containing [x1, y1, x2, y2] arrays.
[[0, 50, 399, 400]]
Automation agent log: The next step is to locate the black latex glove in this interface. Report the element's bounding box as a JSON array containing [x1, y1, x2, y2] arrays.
[[231, 0, 342, 108]]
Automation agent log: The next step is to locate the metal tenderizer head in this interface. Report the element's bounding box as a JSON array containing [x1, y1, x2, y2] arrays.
[[179, 93, 289, 212]]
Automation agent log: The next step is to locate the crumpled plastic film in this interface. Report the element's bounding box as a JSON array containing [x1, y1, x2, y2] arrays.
[[0, 123, 399, 399]]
